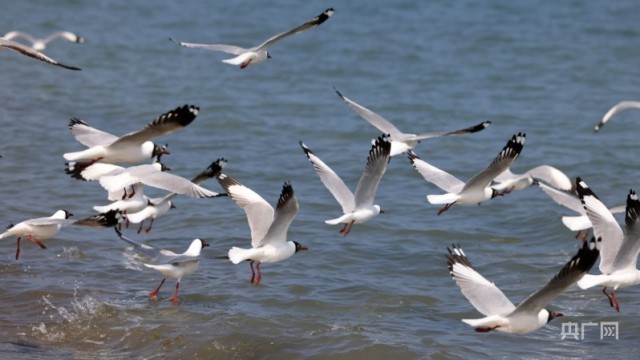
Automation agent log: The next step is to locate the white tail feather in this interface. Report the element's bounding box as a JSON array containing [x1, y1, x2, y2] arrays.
[[561, 215, 592, 231], [577, 274, 606, 290], [228, 247, 251, 264], [427, 193, 459, 205]]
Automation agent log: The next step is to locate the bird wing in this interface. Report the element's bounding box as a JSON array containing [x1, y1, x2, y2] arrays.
[[217, 174, 274, 248], [335, 89, 404, 139], [407, 151, 464, 193], [68, 118, 119, 148], [353, 137, 391, 208], [2, 31, 37, 44], [595, 101, 640, 132], [537, 182, 584, 214], [261, 182, 299, 247], [43, 31, 83, 44], [115, 228, 183, 263], [0, 38, 81, 70], [72, 210, 122, 228], [131, 167, 220, 198], [610, 190, 640, 271], [513, 239, 599, 316], [300, 141, 355, 213], [169, 38, 248, 54], [254, 8, 334, 50], [525, 165, 572, 191], [110, 105, 199, 147], [463, 133, 525, 192], [413, 121, 491, 140], [446, 245, 516, 316], [576, 177, 623, 274]]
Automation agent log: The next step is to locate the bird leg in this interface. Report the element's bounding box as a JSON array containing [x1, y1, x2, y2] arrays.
[[475, 326, 499, 332], [339, 223, 348, 234], [250, 260, 256, 284], [437, 202, 456, 216], [27, 235, 46, 249], [145, 219, 155, 233], [137, 221, 145, 234], [574, 230, 582, 240], [15, 237, 21, 260], [582, 229, 590, 241], [340, 221, 355, 237], [124, 210, 130, 228], [170, 282, 180, 305], [128, 186, 136, 199], [611, 289, 620, 312], [240, 60, 251, 69], [149, 278, 166, 300], [254, 262, 262, 286], [602, 287, 614, 308]]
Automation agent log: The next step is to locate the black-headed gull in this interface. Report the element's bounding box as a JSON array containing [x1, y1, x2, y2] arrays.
[[63, 104, 199, 164], [594, 101, 640, 132], [492, 165, 572, 194], [0, 37, 81, 70], [408, 133, 526, 215], [538, 181, 625, 239], [1, 209, 121, 260], [334, 88, 491, 157], [170, 8, 334, 69], [300, 136, 391, 236], [115, 228, 208, 304], [127, 158, 227, 233], [447, 240, 599, 334], [575, 177, 640, 312], [2, 30, 84, 51], [217, 175, 307, 285]]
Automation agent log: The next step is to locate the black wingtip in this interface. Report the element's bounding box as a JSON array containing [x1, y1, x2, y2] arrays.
[[276, 181, 295, 209], [316, 8, 335, 25], [575, 177, 598, 200], [333, 86, 344, 100]]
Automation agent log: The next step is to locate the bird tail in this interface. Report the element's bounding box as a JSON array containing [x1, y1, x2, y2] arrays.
[[221, 53, 252, 66], [561, 215, 591, 231], [427, 193, 459, 205], [577, 274, 606, 290], [228, 247, 252, 264]]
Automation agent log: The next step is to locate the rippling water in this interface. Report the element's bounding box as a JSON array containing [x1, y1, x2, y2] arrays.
[[1, 0, 640, 358]]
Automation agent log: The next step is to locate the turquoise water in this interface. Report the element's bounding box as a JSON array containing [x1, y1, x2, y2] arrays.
[[1, 1, 639, 358]]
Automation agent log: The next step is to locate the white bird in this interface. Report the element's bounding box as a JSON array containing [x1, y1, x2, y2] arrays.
[[170, 8, 334, 69], [538, 181, 625, 239], [126, 158, 227, 233], [115, 228, 208, 304], [0, 209, 121, 260], [63, 104, 199, 164], [2, 30, 84, 51], [492, 165, 572, 194], [575, 178, 640, 312], [594, 101, 640, 132], [218, 175, 307, 285], [334, 89, 491, 157], [447, 240, 599, 334], [408, 133, 526, 215], [300, 136, 391, 236], [0, 37, 81, 70]]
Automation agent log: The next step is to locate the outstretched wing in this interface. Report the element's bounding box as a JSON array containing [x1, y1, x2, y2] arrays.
[[335, 88, 404, 139], [110, 105, 199, 146], [261, 182, 299, 247], [169, 38, 248, 55], [595, 101, 640, 132], [255, 8, 334, 50], [407, 150, 464, 193], [68, 118, 119, 148], [610, 190, 640, 271], [354, 137, 391, 208], [463, 133, 525, 192], [413, 121, 491, 140], [0, 38, 81, 70]]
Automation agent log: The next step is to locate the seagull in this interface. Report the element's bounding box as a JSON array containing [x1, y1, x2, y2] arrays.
[[115, 228, 208, 304], [408, 133, 526, 215], [447, 239, 599, 334], [0, 209, 122, 260], [334, 88, 491, 156], [63, 104, 199, 164], [492, 165, 573, 194], [126, 158, 227, 233], [594, 101, 640, 132], [538, 181, 625, 239], [2, 30, 84, 51], [575, 177, 640, 312], [218, 175, 307, 285], [300, 136, 391, 236], [0, 37, 81, 70], [170, 8, 334, 69]]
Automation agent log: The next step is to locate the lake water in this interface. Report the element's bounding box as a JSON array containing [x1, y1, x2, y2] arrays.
[[1, 1, 639, 358]]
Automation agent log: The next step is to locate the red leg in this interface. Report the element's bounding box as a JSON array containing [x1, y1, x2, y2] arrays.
[[437, 202, 456, 216], [124, 210, 130, 228], [342, 220, 355, 237], [137, 221, 144, 234], [574, 230, 582, 240], [250, 260, 256, 284], [150, 278, 166, 300], [254, 262, 262, 286], [121, 187, 127, 200], [475, 326, 498, 332], [582, 229, 590, 242], [27, 235, 46, 249], [611, 289, 620, 312], [240, 60, 251, 69], [170, 282, 180, 305], [145, 219, 154, 233], [15, 237, 21, 260], [339, 223, 348, 234], [128, 186, 136, 199], [602, 287, 614, 307]]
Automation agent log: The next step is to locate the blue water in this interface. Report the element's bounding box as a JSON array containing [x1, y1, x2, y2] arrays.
[[1, 0, 640, 358]]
